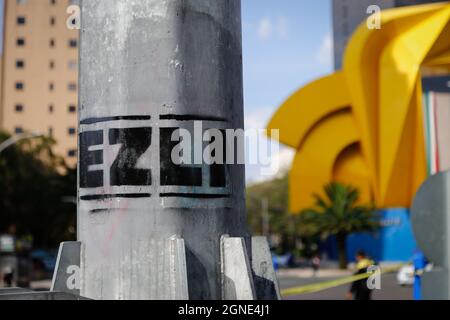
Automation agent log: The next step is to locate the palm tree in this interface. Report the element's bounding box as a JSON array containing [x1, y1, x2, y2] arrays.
[[298, 183, 379, 269]]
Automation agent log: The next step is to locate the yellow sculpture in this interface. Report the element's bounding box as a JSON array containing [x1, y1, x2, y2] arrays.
[[267, 3, 450, 213]]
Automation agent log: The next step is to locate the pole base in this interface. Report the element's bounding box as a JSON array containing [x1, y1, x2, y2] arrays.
[[48, 236, 280, 300]]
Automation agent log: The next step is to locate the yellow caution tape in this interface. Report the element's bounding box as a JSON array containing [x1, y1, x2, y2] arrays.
[[281, 264, 405, 297]]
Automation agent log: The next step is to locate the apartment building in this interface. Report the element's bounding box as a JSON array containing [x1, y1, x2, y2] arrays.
[[0, 0, 79, 167]]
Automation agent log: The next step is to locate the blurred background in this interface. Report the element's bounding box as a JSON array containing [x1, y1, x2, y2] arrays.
[[0, 0, 449, 299]]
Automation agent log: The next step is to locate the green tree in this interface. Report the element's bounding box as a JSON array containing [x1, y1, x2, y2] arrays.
[[298, 183, 379, 269], [0, 130, 77, 248], [246, 174, 298, 254], [246, 173, 321, 258]]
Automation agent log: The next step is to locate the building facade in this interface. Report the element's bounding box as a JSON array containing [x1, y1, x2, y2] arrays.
[[0, 0, 79, 167], [332, 0, 444, 70]]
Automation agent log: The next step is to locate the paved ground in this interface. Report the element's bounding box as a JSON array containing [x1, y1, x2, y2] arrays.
[[26, 268, 413, 300], [30, 280, 52, 291], [279, 269, 413, 300]]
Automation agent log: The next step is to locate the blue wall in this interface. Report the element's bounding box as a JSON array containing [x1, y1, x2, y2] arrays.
[[323, 208, 417, 262]]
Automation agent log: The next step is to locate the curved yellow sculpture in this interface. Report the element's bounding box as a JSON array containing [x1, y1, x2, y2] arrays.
[[268, 72, 350, 149], [289, 110, 360, 211], [267, 3, 450, 213]]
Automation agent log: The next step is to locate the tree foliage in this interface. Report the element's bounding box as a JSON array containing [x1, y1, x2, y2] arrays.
[[246, 177, 380, 267], [246, 174, 295, 253], [298, 183, 379, 269], [0, 131, 76, 248]]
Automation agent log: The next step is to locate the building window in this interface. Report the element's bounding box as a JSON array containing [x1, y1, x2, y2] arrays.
[[69, 39, 78, 48], [50, 17, 56, 26], [17, 38, 25, 47], [15, 127, 24, 134], [68, 128, 76, 136], [49, 83, 54, 91], [68, 150, 77, 158], [48, 127, 53, 137], [68, 82, 77, 91], [50, 39, 55, 47], [68, 60, 78, 70], [15, 104, 24, 112], [17, 16, 26, 25], [49, 60, 55, 69], [16, 60, 25, 69], [15, 82, 24, 90], [49, 105, 54, 113], [68, 105, 77, 113]]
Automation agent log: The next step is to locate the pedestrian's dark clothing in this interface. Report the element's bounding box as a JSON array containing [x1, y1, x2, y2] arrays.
[[350, 259, 374, 300], [312, 257, 320, 272], [3, 273, 14, 287]]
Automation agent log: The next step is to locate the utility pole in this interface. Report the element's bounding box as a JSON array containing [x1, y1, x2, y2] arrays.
[[47, 0, 279, 300], [262, 198, 270, 236]]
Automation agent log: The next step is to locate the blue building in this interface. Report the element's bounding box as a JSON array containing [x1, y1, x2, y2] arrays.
[[324, 208, 417, 262]]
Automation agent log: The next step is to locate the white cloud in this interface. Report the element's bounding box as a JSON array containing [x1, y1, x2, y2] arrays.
[[257, 16, 289, 41], [275, 147, 295, 172], [244, 107, 294, 184], [316, 33, 333, 67], [245, 106, 272, 130], [257, 17, 273, 41], [277, 17, 289, 39]]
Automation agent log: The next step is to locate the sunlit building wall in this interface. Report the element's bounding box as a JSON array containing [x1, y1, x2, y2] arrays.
[[0, 0, 79, 167]]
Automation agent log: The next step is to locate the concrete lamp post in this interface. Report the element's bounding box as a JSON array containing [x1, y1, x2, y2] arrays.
[[47, 0, 280, 301]]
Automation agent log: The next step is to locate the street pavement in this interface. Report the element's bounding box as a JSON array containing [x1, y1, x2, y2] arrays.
[[279, 269, 413, 300], [28, 269, 413, 300]]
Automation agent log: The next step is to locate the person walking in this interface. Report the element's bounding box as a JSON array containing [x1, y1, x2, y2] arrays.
[[2, 266, 14, 287], [311, 255, 321, 277], [347, 250, 375, 300]]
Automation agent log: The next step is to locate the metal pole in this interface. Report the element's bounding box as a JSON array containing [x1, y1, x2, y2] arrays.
[[412, 171, 450, 300], [78, 0, 249, 300], [0, 132, 43, 154], [262, 198, 270, 236]]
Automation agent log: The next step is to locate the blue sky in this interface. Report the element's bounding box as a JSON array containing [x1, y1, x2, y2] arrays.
[[241, 0, 333, 182], [242, 0, 332, 113]]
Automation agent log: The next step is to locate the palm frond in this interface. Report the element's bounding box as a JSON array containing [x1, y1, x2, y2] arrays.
[[300, 182, 380, 237]]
